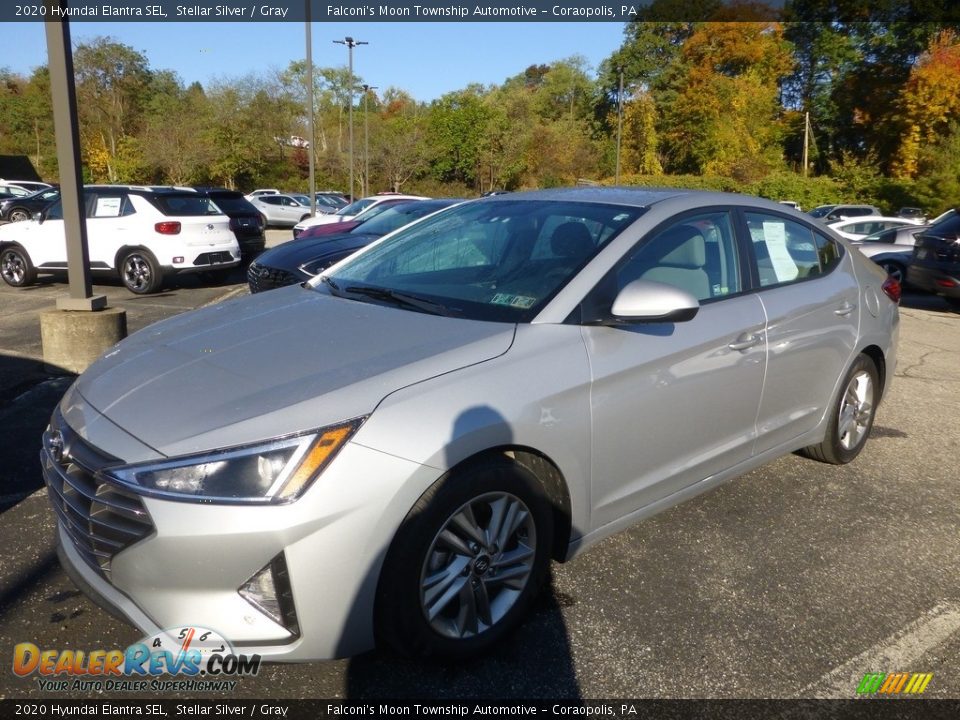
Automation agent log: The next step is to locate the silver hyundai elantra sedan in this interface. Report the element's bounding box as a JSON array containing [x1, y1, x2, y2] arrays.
[[42, 188, 899, 660]]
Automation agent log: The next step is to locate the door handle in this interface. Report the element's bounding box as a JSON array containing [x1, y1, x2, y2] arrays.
[[728, 333, 761, 352], [834, 302, 857, 316]]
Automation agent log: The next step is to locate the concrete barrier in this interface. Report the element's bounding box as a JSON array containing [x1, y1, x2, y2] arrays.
[[40, 307, 127, 374]]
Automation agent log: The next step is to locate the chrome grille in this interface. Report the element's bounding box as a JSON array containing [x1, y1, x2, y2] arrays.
[[41, 414, 153, 580]]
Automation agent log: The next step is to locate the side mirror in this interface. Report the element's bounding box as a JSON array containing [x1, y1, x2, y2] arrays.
[[607, 279, 700, 324], [34, 211, 44, 224]]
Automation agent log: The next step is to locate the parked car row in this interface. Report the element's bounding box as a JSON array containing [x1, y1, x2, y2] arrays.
[[293, 193, 428, 237], [248, 198, 462, 293], [0, 185, 261, 294]]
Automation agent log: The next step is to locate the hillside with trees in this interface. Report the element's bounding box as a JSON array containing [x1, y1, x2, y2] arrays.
[[1, 2, 958, 214]]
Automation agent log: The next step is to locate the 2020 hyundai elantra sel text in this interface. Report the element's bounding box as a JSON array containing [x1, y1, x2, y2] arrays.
[[43, 188, 899, 660]]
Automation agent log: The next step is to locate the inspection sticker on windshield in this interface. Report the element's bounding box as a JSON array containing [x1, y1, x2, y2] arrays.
[[491, 293, 536, 309]]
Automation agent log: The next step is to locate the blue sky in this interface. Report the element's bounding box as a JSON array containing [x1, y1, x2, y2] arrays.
[[1, 22, 627, 101]]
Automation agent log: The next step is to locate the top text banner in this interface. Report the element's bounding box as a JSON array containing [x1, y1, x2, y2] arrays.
[[6, 0, 958, 23]]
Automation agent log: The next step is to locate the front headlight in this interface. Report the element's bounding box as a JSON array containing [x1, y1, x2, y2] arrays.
[[105, 419, 363, 503]]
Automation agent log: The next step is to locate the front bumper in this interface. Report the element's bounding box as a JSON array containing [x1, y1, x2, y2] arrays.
[[42, 419, 441, 661]]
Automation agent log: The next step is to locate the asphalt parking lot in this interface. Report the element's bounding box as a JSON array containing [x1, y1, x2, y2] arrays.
[[0, 254, 958, 699]]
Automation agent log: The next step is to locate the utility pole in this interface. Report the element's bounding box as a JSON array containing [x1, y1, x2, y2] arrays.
[[802, 110, 810, 178], [362, 85, 378, 196], [615, 68, 624, 185], [333, 36, 368, 201], [305, 4, 315, 215]]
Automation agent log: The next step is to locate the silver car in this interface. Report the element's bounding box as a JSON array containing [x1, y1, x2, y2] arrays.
[[851, 224, 929, 283], [43, 189, 899, 661], [248, 193, 312, 228]]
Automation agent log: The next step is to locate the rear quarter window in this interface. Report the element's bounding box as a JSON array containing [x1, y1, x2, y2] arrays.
[[746, 212, 842, 287]]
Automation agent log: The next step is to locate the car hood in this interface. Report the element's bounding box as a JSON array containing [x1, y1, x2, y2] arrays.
[[70, 285, 516, 460], [259, 233, 379, 266]]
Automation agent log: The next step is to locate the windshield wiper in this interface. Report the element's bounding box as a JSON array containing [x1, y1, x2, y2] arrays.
[[343, 285, 449, 316], [318, 275, 342, 294]]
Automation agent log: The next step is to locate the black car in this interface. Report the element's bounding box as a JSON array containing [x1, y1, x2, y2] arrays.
[[200, 189, 266, 258], [907, 209, 960, 308], [0, 187, 60, 222], [248, 199, 462, 293]]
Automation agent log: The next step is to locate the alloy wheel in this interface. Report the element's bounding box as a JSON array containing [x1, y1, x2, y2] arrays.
[[837, 370, 874, 450], [419, 492, 537, 640], [123, 254, 152, 292], [1, 250, 25, 284]]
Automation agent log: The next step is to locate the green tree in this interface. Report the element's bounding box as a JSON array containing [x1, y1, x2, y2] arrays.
[[73, 37, 152, 182]]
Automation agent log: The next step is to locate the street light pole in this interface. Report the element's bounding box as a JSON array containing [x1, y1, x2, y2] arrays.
[[615, 67, 624, 185], [305, 4, 315, 216], [362, 84, 378, 196], [333, 36, 368, 201]]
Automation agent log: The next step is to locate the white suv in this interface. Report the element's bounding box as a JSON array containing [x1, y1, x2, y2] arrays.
[[0, 186, 239, 294]]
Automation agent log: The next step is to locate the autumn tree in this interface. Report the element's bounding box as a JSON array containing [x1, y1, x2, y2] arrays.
[[659, 21, 794, 178], [892, 30, 960, 178], [620, 92, 662, 175]]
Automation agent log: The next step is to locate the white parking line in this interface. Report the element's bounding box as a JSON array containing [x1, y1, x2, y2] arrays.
[[199, 285, 247, 308], [801, 602, 960, 698]]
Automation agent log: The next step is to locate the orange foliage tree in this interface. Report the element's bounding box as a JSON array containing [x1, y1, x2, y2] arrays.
[[893, 31, 960, 179]]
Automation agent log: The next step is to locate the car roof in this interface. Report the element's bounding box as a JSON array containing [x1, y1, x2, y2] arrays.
[[477, 186, 803, 212]]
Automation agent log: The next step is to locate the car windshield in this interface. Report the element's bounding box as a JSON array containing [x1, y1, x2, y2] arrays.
[[809, 206, 835, 218], [337, 198, 375, 216], [351, 202, 454, 236], [319, 199, 644, 323]]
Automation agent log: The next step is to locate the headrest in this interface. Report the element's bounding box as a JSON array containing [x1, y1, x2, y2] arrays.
[[651, 225, 706, 268], [550, 222, 593, 259]]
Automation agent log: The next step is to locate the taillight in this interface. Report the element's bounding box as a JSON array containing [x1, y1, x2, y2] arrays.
[[936, 278, 957, 288], [229, 217, 240, 231], [155, 221, 181, 235], [881, 276, 901, 304]]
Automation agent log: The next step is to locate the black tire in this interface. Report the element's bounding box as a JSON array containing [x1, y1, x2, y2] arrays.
[[8, 207, 31, 223], [0, 245, 37, 287], [878, 261, 905, 284], [801, 354, 879, 464], [375, 456, 553, 660], [119, 249, 163, 294]]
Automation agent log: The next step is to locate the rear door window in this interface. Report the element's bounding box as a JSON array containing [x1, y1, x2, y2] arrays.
[[745, 212, 833, 286]]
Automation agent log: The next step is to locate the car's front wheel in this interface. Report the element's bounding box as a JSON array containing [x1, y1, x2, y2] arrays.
[[119, 250, 163, 294], [375, 457, 553, 659], [802, 354, 879, 464], [8, 208, 31, 222], [1, 245, 37, 287]]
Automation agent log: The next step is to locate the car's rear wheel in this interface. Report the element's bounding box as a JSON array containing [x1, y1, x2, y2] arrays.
[[375, 457, 553, 659], [879, 261, 905, 284], [1, 246, 37, 287], [8, 208, 31, 222], [802, 354, 879, 464], [120, 250, 163, 294]]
